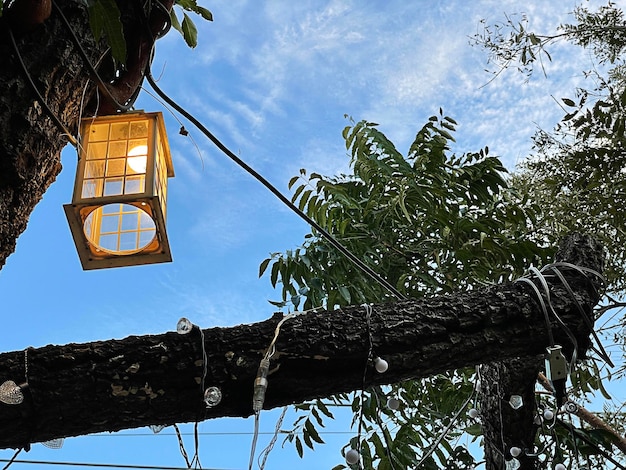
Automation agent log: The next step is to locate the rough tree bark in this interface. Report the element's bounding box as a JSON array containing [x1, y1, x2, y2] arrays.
[[0, 234, 603, 457]]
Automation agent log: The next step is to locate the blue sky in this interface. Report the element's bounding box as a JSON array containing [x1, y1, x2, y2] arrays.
[[0, 1, 619, 469]]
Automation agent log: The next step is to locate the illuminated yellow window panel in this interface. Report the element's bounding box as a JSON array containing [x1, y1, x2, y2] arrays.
[[126, 157, 147, 175], [84, 161, 105, 179], [110, 122, 129, 140], [86, 142, 107, 160], [130, 121, 149, 138], [108, 141, 127, 158], [89, 123, 110, 142], [106, 159, 126, 177]]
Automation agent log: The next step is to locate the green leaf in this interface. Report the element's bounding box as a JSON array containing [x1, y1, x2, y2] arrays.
[[87, 0, 127, 64], [304, 418, 325, 444], [170, 9, 183, 34], [295, 436, 304, 458], [258, 258, 271, 278], [181, 12, 198, 48], [562, 97, 576, 107]]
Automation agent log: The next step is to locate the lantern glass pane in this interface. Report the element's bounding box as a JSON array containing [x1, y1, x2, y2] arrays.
[[86, 142, 107, 160], [106, 159, 126, 177], [83, 203, 157, 255], [104, 178, 123, 196], [90, 124, 109, 142], [85, 161, 105, 178], [124, 175, 144, 194], [100, 214, 118, 233], [126, 157, 147, 175], [130, 121, 149, 138], [110, 122, 129, 140], [82, 179, 102, 198], [108, 141, 127, 158]]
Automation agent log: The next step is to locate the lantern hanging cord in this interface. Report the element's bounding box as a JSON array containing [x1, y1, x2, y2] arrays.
[[6, 27, 78, 147], [144, 63, 405, 302]]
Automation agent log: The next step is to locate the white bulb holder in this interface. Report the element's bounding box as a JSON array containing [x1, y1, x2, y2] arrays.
[[345, 448, 360, 465], [374, 357, 388, 373], [204, 386, 222, 408], [176, 317, 194, 334], [509, 394, 523, 410], [0, 380, 25, 405]]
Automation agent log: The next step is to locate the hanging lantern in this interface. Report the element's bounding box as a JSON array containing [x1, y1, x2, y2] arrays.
[[64, 111, 175, 269]]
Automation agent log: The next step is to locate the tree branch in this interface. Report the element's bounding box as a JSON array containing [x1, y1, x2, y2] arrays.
[[0, 234, 603, 450]]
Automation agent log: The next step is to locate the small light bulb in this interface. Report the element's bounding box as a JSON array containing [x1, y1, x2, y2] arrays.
[[468, 408, 479, 419], [555, 464, 566, 470], [176, 317, 193, 334], [345, 448, 360, 465], [387, 398, 400, 410], [374, 357, 388, 373], [510, 446, 522, 457], [543, 409, 554, 420], [204, 386, 222, 408]]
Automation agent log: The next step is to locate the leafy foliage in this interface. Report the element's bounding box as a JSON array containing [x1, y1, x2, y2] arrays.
[[261, 112, 550, 311], [471, 3, 626, 80], [84, 0, 213, 62], [171, 0, 213, 48]]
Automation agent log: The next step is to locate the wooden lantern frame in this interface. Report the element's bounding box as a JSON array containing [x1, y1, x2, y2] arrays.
[[64, 111, 175, 270]]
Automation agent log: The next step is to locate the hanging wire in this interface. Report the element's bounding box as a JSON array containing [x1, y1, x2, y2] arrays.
[[2, 448, 22, 470], [0, 457, 231, 470], [144, 63, 405, 302], [257, 406, 288, 470]]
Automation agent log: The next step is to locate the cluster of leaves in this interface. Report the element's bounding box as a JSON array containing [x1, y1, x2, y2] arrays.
[[471, 3, 626, 80], [83, 0, 212, 65], [261, 112, 550, 312]]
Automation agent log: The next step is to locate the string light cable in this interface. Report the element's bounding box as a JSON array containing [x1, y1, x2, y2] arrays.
[[0, 457, 234, 470], [6, 26, 78, 147], [247, 309, 313, 470]]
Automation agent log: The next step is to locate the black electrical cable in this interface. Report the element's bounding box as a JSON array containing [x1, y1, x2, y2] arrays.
[[6, 27, 78, 147], [0, 458, 231, 470], [144, 66, 406, 302]]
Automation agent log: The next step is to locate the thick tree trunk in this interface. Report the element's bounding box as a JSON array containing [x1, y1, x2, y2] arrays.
[[0, 234, 602, 451]]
